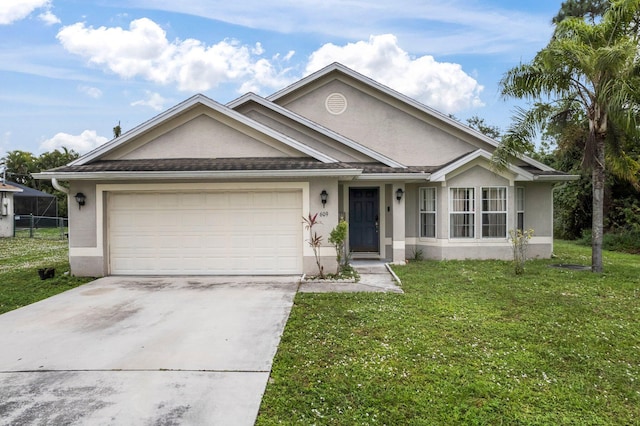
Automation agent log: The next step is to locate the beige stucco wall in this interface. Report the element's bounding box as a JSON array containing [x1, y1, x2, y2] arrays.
[[403, 165, 554, 261], [66, 177, 342, 277], [519, 182, 554, 237], [69, 181, 98, 248], [104, 107, 306, 160], [305, 177, 340, 276], [278, 79, 477, 167], [65, 169, 556, 275], [237, 105, 373, 163]]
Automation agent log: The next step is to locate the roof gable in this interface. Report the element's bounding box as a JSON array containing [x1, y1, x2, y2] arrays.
[[268, 63, 555, 172], [71, 94, 338, 166], [228, 93, 406, 168], [102, 109, 301, 161], [430, 150, 533, 183]]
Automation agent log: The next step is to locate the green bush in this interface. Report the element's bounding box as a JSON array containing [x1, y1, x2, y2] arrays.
[[578, 230, 640, 254]]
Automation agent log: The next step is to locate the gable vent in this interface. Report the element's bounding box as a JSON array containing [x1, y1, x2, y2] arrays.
[[325, 93, 347, 115]]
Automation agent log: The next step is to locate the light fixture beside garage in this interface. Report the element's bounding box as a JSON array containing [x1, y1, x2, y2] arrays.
[[74, 192, 86, 209], [320, 190, 328, 207], [395, 188, 404, 201]]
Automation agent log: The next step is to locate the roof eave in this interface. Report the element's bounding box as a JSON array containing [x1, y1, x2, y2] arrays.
[[33, 169, 364, 181], [533, 174, 581, 182], [355, 173, 431, 181]]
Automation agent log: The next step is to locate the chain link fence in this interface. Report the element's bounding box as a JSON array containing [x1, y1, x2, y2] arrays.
[[14, 215, 68, 240]]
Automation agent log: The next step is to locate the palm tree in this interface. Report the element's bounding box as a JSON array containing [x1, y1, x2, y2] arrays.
[[495, 0, 640, 272]]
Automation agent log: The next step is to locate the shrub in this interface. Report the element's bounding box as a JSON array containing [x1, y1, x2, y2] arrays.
[[509, 229, 533, 275], [328, 220, 348, 275], [302, 213, 324, 278]]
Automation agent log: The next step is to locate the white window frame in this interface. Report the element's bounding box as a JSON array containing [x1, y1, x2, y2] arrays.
[[516, 187, 525, 232], [419, 187, 437, 239], [481, 186, 507, 238], [449, 188, 475, 239]]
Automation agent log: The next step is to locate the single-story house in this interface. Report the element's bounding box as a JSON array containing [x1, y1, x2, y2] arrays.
[[34, 63, 577, 277], [6, 180, 58, 228], [0, 181, 22, 238]]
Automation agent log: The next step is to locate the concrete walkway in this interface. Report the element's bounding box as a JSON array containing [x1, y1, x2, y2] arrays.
[[298, 260, 404, 293]]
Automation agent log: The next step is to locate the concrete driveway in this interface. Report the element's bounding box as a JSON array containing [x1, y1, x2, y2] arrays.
[[0, 276, 298, 425]]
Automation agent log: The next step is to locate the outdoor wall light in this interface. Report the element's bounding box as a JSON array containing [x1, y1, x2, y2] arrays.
[[395, 188, 405, 201], [320, 190, 328, 207], [74, 192, 86, 209]]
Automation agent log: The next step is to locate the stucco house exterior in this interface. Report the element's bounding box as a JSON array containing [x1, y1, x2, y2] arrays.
[[0, 181, 22, 238], [34, 63, 576, 277]]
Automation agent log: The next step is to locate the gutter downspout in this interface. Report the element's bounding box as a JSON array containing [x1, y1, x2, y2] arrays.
[[52, 178, 69, 194], [52, 178, 71, 242]]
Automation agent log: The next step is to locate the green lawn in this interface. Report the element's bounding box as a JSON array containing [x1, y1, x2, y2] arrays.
[[0, 237, 92, 314], [257, 241, 640, 425]]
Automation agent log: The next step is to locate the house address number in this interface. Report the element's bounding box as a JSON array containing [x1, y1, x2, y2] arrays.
[[319, 211, 329, 217]]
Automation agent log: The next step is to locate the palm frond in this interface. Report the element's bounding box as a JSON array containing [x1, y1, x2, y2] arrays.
[[493, 104, 553, 170]]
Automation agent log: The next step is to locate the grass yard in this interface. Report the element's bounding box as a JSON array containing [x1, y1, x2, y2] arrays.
[[0, 237, 92, 314], [257, 241, 640, 425]]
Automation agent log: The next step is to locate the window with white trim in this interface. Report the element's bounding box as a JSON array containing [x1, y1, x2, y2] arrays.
[[450, 188, 474, 238], [419, 187, 436, 238], [516, 187, 525, 232], [482, 187, 507, 238]]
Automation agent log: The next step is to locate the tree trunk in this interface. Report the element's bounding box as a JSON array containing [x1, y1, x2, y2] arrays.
[[591, 134, 606, 273]]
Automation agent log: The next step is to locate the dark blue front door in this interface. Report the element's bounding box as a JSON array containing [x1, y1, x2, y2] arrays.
[[349, 188, 379, 252]]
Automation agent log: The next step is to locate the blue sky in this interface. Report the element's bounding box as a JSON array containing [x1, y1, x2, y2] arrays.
[[0, 0, 563, 158]]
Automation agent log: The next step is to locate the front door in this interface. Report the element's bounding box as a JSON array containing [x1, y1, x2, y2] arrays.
[[349, 188, 379, 252]]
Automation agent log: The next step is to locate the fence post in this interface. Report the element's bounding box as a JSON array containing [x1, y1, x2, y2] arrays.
[[29, 214, 34, 238], [59, 217, 64, 240]]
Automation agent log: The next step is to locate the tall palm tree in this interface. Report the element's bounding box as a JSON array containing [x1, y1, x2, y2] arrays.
[[495, 0, 640, 272]]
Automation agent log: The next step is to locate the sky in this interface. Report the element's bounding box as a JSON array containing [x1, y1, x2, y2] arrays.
[[0, 0, 565, 159]]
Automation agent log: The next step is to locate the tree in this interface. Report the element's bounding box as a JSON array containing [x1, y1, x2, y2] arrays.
[[1, 148, 79, 217], [553, 0, 640, 34], [113, 121, 122, 138], [36, 148, 80, 217], [466, 115, 501, 140], [552, 0, 609, 23], [496, 0, 640, 272], [1, 150, 37, 186]]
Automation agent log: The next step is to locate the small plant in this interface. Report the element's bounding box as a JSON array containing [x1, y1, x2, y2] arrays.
[[408, 247, 424, 261], [328, 219, 348, 274], [509, 228, 534, 275], [303, 213, 324, 279]]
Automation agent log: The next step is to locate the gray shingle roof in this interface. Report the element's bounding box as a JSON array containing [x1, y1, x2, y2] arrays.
[[46, 157, 573, 178], [50, 157, 357, 173]]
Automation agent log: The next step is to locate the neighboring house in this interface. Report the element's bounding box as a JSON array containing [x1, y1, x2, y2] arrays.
[[5, 180, 58, 228], [34, 63, 577, 277], [0, 181, 22, 238]]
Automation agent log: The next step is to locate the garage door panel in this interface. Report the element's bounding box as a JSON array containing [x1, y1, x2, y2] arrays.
[[108, 190, 302, 275]]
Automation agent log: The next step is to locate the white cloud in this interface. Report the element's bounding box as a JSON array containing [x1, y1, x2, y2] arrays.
[[40, 130, 109, 154], [117, 0, 553, 57], [38, 10, 60, 26], [57, 18, 295, 94], [78, 85, 103, 99], [306, 34, 484, 113], [131, 91, 166, 111], [0, 0, 50, 25]]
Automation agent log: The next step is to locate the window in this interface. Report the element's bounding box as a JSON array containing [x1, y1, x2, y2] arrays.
[[419, 188, 436, 238], [450, 188, 474, 238], [516, 187, 525, 232], [482, 187, 507, 238]]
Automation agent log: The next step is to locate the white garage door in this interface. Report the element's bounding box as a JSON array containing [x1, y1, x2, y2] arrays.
[[108, 190, 302, 275]]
